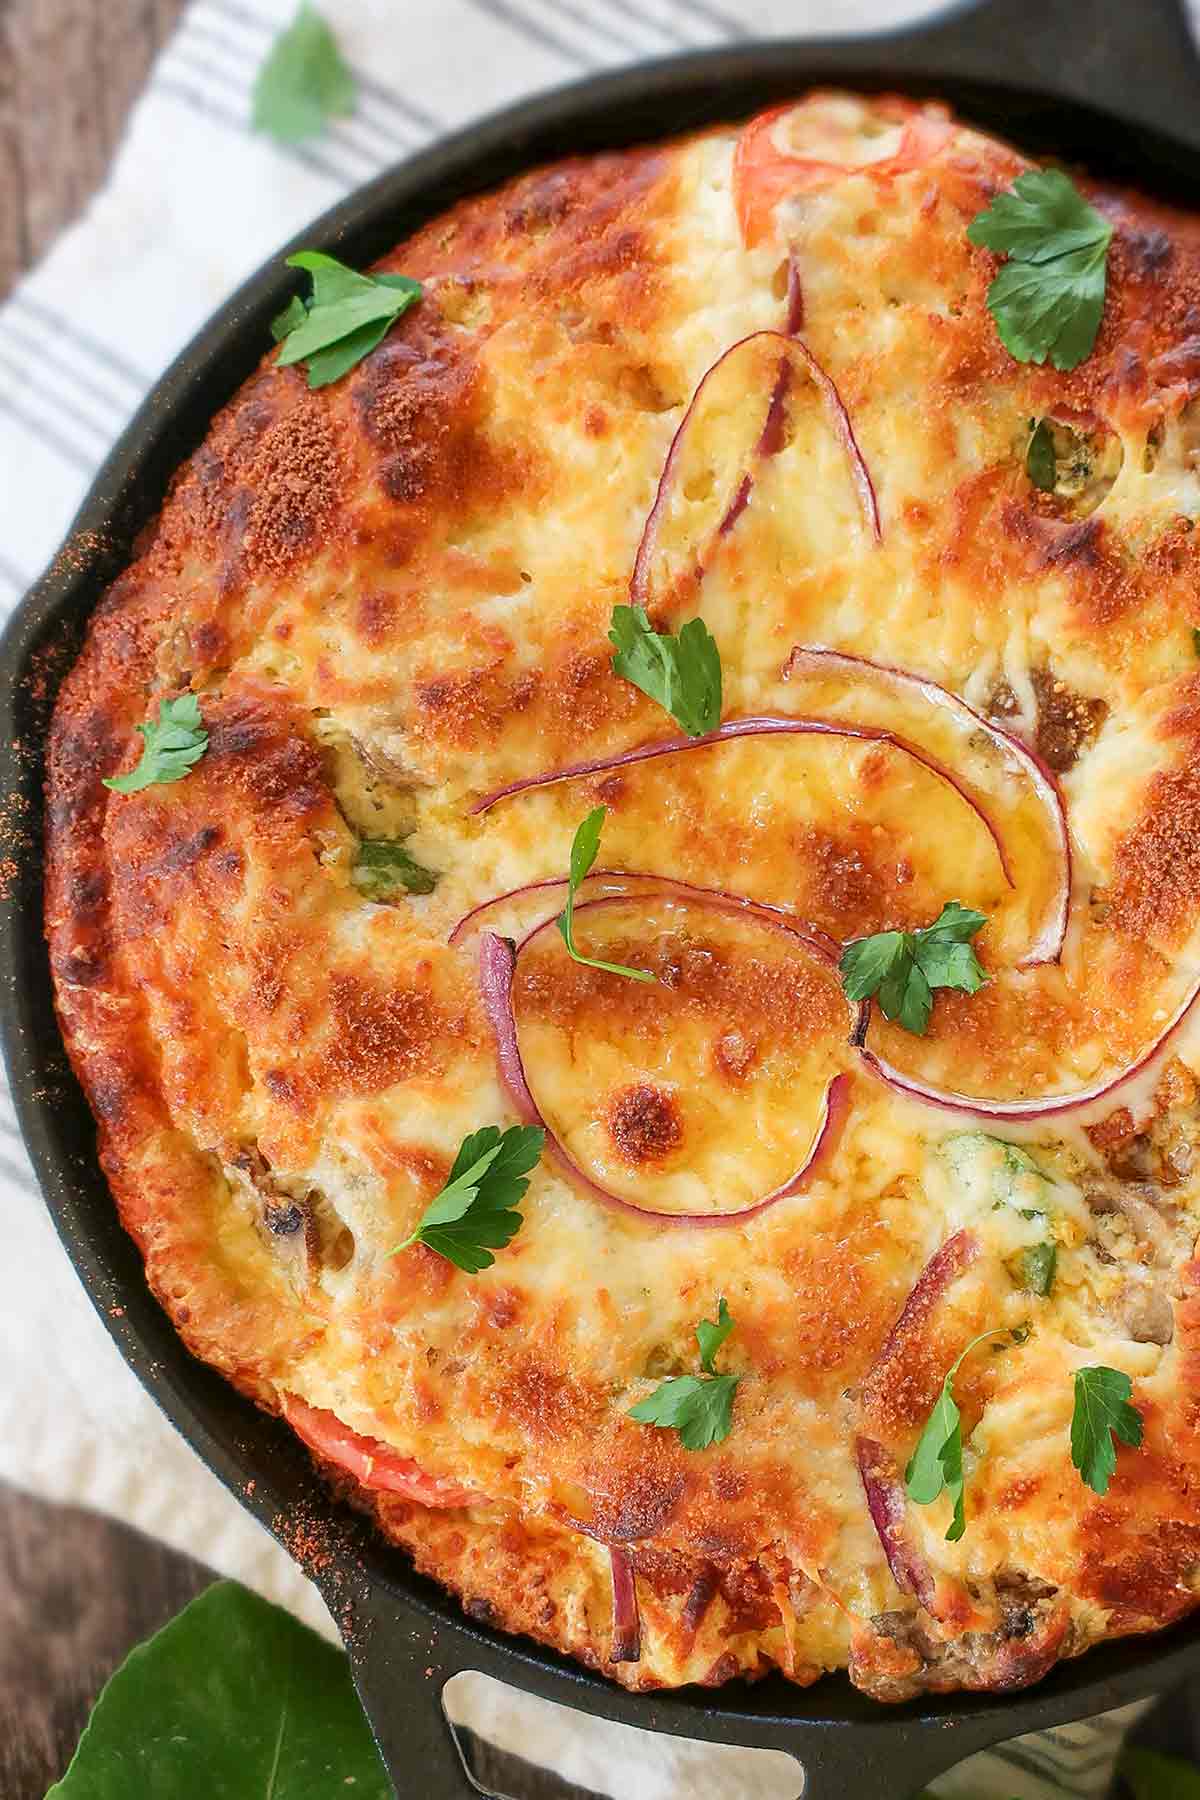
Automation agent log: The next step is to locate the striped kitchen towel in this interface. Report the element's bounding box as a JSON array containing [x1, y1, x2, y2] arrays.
[[0, 1, 1186, 1794]]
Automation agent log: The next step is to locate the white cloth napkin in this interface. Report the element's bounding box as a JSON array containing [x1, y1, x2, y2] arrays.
[[1, 1, 1188, 1793]]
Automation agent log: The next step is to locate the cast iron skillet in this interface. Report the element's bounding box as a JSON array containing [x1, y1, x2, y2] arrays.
[[5, 1, 1200, 1793]]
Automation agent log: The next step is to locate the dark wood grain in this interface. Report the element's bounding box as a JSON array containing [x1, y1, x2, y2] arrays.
[[0, 1480, 213, 1798], [0, 0, 187, 301]]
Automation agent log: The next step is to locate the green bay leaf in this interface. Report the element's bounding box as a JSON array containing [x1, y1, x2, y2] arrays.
[[47, 1581, 390, 1799], [252, 4, 356, 145], [1121, 1746, 1200, 1800]]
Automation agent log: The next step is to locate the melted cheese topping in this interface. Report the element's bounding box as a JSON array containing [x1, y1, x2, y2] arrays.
[[45, 92, 1200, 1698]]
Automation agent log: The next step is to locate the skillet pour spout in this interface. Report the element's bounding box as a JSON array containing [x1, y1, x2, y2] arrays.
[[4, 0, 1200, 1794]]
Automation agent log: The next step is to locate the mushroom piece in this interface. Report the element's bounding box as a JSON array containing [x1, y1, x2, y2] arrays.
[[1084, 1184, 1177, 1266], [1121, 1280, 1175, 1346], [1084, 1185, 1181, 1344]]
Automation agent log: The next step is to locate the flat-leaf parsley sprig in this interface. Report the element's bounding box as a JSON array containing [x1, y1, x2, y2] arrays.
[[392, 1124, 545, 1273], [628, 1297, 742, 1450], [967, 168, 1113, 371], [608, 604, 722, 737], [1071, 1365, 1144, 1495], [103, 694, 208, 794], [272, 251, 422, 389], [839, 901, 987, 1036], [557, 808, 657, 984], [905, 1326, 1021, 1540]]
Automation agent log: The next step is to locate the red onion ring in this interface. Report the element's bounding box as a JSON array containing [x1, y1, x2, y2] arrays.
[[471, 717, 1009, 894], [784, 644, 1070, 967], [630, 330, 879, 612], [682, 1566, 720, 1636], [787, 335, 881, 541], [860, 968, 1200, 1122], [450, 869, 840, 964], [449, 871, 592, 948], [866, 1228, 979, 1385], [855, 1435, 937, 1613], [609, 1545, 642, 1662], [476, 922, 851, 1226], [855, 1230, 979, 1610], [515, 888, 837, 979]]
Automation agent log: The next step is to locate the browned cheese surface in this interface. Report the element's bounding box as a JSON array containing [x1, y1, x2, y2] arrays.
[[44, 92, 1200, 1698]]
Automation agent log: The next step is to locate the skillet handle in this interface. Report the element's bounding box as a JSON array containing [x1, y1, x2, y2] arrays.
[[336, 1576, 475, 1796], [896, 0, 1200, 157], [334, 1570, 1028, 1800]]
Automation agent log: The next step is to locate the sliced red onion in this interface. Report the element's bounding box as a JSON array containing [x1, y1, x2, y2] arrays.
[[682, 1565, 720, 1636], [515, 889, 838, 981], [785, 255, 805, 336], [717, 470, 754, 539], [867, 1228, 979, 1383], [860, 969, 1200, 1122], [713, 358, 793, 539], [783, 644, 1070, 967], [451, 869, 840, 964], [756, 357, 793, 459], [449, 871, 587, 949], [609, 1545, 642, 1662], [787, 335, 880, 541], [477, 932, 541, 1127], [856, 1435, 937, 1613], [476, 923, 850, 1225], [856, 1231, 979, 1611], [630, 330, 879, 611], [472, 716, 1008, 890]]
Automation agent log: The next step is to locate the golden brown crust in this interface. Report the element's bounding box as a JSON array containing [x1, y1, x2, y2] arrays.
[[44, 93, 1200, 1699]]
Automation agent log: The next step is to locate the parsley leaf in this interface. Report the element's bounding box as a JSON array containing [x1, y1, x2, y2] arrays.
[[352, 838, 438, 898], [629, 1299, 742, 1451], [392, 1124, 544, 1273], [608, 605, 722, 737], [839, 901, 987, 1035], [1026, 418, 1056, 491], [967, 168, 1113, 371], [252, 3, 356, 145], [1071, 1365, 1144, 1496], [556, 808, 656, 984], [1192, 626, 1200, 659], [102, 694, 208, 794], [905, 1326, 1015, 1541], [628, 1374, 740, 1451], [272, 251, 421, 389], [695, 1296, 735, 1374]]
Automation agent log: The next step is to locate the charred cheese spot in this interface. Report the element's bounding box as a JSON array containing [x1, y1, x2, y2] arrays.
[[606, 1083, 683, 1165], [1031, 668, 1108, 773], [1108, 752, 1200, 950]]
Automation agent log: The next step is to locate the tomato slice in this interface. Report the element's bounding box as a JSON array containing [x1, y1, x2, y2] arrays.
[[283, 1396, 478, 1507], [733, 98, 954, 249]]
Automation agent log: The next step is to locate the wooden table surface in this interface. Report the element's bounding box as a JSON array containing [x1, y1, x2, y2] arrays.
[[0, 0, 186, 302]]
